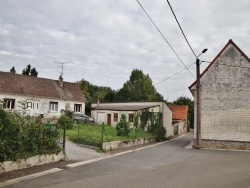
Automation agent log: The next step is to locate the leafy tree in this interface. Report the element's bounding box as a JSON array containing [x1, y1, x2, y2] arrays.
[[116, 69, 163, 101], [30, 68, 38, 76], [78, 79, 116, 114], [22, 64, 31, 75], [172, 96, 194, 129], [10, 66, 16, 73], [22, 64, 38, 77]]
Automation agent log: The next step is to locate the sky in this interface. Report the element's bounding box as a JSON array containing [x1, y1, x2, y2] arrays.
[[0, 0, 249, 102]]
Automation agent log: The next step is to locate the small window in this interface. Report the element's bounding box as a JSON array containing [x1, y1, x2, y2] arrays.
[[114, 113, 118, 122], [4, 99, 15, 110], [74, 104, 82, 112], [129, 114, 134, 123], [49, 102, 58, 111]]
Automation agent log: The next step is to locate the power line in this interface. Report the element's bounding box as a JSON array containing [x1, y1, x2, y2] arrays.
[[162, 88, 188, 94], [202, 61, 250, 69], [136, 0, 195, 78], [165, 0, 197, 58], [154, 62, 195, 86]]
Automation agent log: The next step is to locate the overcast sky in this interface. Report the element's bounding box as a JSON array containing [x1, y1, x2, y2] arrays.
[[0, 0, 249, 101]]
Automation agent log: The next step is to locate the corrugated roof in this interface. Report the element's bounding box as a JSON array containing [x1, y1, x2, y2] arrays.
[[170, 105, 188, 120], [0, 71, 86, 102], [92, 104, 159, 111]]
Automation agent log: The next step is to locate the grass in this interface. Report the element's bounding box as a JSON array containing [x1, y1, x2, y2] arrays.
[[66, 123, 154, 148]]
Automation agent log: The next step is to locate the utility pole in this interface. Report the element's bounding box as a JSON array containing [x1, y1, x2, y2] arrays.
[[196, 58, 201, 148], [54, 62, 72, 76], [194, 49, 207, 149]]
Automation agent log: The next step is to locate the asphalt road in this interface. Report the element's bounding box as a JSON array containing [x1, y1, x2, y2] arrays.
[[6, 133, 250, 188]]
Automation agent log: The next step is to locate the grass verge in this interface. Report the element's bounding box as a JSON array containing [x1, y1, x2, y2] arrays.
[[66, 124, 153, 148]]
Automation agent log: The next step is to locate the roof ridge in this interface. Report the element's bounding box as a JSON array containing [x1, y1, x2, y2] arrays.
[[0, 71, 77, 84], [189, 39, 250, 89]]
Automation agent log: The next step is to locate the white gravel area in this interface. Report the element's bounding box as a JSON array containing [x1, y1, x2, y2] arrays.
[[65, 139, 105, 161]]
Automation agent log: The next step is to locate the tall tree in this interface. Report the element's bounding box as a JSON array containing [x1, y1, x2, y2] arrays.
[[172, 96, 194, 129], [22, 64, 38, 77], [10, 66, 16, 73], [22, 64, 31, 75], [78, 79, 116, 114], [116, 69, 163, 101], [30, 68, 38, 76]]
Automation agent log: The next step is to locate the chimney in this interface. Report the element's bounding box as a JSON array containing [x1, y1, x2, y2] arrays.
[[97, 98, 100, 107], [59, 75, 63, 87]]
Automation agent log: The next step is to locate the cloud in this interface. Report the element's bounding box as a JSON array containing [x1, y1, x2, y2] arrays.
[[0, 0, 249, 101]]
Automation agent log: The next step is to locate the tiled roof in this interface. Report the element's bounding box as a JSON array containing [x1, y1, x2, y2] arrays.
[[170, 105, 188, 120], [0, 71, 86, 102], [92, 104, 159, 111], [189, 39, 250, 89]]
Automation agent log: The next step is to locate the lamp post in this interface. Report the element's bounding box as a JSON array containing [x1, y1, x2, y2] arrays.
[[195, 48, 207, 148]]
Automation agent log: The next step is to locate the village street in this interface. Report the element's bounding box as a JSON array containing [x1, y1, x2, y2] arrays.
[[5, 133, 250, 188]]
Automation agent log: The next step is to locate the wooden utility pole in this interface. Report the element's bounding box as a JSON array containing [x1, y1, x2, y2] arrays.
[[196, 58, 201, 148]]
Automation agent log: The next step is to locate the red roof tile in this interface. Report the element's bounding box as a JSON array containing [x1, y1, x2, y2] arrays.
[[170, 105, 188, 120], [0, 71, 86, 102]]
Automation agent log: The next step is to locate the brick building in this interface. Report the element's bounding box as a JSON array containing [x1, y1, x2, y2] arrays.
[[170, 106, 188, 136], [189, 39, 250, 149]]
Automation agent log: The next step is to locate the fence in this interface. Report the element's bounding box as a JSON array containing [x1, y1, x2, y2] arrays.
[[74, 123, 152, 150]]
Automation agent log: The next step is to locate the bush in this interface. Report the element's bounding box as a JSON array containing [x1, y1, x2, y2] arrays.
[[148, 123, 166, 141], [0, 109, 61, 162], [58, 115, 73, 129], [116, 114, 130, 136]]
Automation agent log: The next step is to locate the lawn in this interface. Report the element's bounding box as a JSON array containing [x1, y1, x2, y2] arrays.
[[66, 123, 154, 148]]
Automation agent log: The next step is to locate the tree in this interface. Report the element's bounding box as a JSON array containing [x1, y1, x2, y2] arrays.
[[22, 65, 38, 77], [10, 66, 16, 74], [78, 79, 116, 114], [30, 68, 38, 76], [116, 69, 163, 101], [172, 96, 194, 129]]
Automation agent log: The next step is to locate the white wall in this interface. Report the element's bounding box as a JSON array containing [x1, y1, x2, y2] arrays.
[[91, 102, 173, 137], [0, 93, 85, 118]]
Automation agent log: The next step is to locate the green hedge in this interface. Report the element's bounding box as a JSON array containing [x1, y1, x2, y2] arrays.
[[0, 109, 61, 162]]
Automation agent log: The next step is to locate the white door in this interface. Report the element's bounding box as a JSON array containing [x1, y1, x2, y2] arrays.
[[97, 112, 105, 124]]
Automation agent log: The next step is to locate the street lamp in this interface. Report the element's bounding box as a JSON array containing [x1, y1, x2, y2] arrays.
[[195, 48, 207, 149]]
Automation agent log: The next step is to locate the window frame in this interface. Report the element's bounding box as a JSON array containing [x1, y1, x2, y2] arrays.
[[4, 98, 15, 110], [74, 104, 82, 112], [49, 102, 58, 112], [113, 113, 118, 122], [129, 114, 134, 123]]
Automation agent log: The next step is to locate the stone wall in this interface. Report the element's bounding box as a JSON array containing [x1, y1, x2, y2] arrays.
[[201, 140, 250, 150], [102, 137, 156, 152], [194, 43, 250, 142], [0, 152, 65, 173]]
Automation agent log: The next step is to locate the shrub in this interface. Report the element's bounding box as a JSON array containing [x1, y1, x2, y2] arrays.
[[0, 109, 61, 162], [148, 123, 166, 141], [58, 115, 73, 129], [116, 114, 130, 136]]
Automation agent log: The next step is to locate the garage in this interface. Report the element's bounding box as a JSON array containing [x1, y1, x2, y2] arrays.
[[97, 112, 105, 124]]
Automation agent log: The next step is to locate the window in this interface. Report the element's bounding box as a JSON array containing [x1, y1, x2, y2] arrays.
[[113, 113, 118, 122], [129, 114, 134, 123], [49, 102, 58, 111], [74, 104, 82, 112], [4, 99, 15, 110]]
